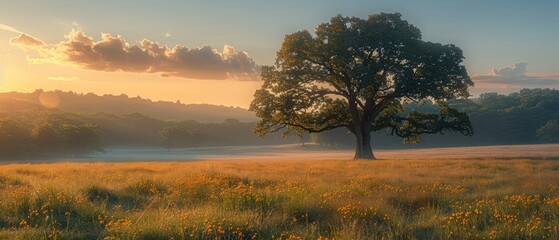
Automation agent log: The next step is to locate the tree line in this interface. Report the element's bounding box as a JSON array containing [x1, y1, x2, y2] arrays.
[[311, 88, 559, 148], [0, 110, 292, 160], [0, 88, 557, 160], [0, 112, 102, 159]]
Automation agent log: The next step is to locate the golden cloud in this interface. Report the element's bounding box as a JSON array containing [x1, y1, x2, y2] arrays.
[[10, 29, 260, 81], [10, 34, 46, 48], [47, 76, 80, 82]]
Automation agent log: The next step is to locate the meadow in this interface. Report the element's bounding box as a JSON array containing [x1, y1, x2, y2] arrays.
[[0, 154, 558, 239]]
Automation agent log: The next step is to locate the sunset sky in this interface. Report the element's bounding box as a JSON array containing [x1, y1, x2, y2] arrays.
[[1, 0, 558, 108]]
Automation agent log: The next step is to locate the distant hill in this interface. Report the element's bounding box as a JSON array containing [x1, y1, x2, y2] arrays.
[[0, 90, 257, 123], [0, 96, 43, 112]]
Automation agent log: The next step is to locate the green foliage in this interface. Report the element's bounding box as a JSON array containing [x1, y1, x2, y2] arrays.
[[250, 12, 473, 158], [0, 120, 34, 158], [537, 120, 559, 143], [375, 102, 473, 144], [0, 112, 103, 159], [58, 123, 103, 157], [160, 126, 202, 149], [470, 89, 559, 145], [310, 129, 353, 148], [0, 110, 295, 160], [312, 88, 559, 148], [33, 124, 63, 152]]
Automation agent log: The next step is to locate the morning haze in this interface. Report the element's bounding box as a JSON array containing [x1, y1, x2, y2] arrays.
[[0, 1, 558, 239]]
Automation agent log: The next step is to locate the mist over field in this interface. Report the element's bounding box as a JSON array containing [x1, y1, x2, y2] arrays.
[[15, 143, 559, 163]]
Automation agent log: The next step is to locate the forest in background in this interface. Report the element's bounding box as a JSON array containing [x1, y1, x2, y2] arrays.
[[313, 88, 559, 148], [0, 88, 557, 159], [0, 110, 294, 160]]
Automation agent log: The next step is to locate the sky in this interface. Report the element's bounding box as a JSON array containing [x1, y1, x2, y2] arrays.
[[1, 0, 558, 108]]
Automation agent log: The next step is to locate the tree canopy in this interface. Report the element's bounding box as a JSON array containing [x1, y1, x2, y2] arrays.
[[250, 12, 474, 159]]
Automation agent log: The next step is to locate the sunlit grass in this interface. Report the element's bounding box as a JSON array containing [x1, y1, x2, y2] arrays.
[[0, 158, 558, 239]]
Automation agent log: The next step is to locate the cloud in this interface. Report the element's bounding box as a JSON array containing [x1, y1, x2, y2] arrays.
[[47, 76, 80, 82], [10, 34, 46, 48], [472, 62, 559, 88], [0, 23, 22, 34], [490, 62, 527, 78], [9, 29, 260, 80], [165, 32, 172, 38]]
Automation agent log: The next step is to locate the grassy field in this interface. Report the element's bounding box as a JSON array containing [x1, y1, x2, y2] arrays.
[[0, 157, 558, 239]]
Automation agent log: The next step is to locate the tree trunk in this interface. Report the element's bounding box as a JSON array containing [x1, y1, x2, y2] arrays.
[[353, 129, 375, 159]]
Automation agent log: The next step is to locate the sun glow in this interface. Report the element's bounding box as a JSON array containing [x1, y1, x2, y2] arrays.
[[38, 91, 60, 108]]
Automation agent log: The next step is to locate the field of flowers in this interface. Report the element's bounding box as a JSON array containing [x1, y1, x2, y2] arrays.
[[0, 158, 558, 239]]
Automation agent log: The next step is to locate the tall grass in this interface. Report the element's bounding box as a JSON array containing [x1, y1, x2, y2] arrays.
[[0, 158, 558, 239]]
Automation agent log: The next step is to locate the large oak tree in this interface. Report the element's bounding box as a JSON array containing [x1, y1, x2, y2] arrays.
[[250, 13, 473, 159]]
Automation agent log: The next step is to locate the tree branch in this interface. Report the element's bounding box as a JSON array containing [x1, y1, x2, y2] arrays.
[[284, 122, 350, 133]]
